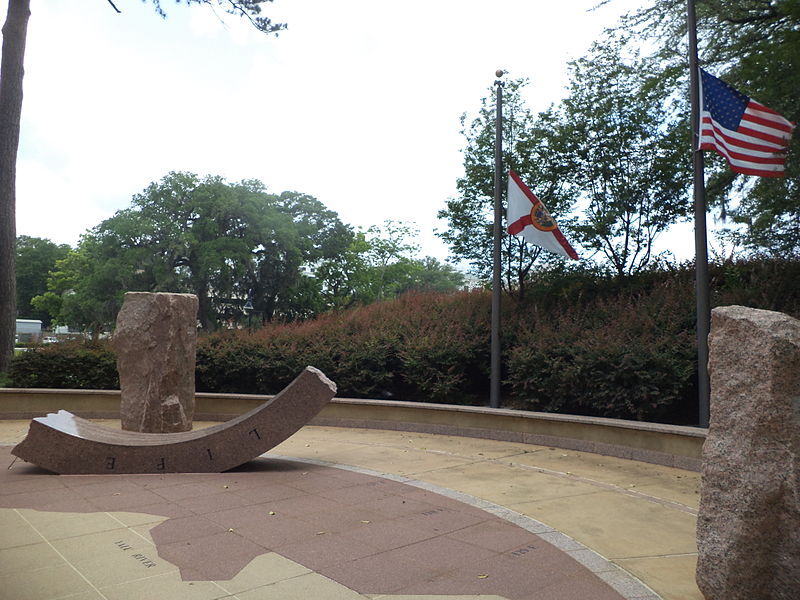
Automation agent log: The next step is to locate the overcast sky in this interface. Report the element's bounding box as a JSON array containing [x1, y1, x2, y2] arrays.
[[9, 0, 706, 264]]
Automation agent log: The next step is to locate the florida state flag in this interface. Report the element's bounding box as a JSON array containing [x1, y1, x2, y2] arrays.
[[506, 171, 578, 259]]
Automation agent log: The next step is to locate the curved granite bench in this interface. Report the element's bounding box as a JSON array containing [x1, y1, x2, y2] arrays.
[[11, 367, 336, 474]]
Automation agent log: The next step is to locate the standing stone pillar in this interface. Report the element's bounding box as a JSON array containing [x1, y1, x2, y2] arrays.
[[112, 292, 199, 433], [697, 305, 800, 599]]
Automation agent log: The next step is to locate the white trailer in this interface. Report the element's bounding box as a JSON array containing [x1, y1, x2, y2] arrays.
[[16, 319, 43, 343]]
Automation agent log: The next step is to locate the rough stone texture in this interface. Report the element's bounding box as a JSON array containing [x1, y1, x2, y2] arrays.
[[112, 292, 199, 433], [11, 367, 337, 474], [697, 305, 800, 600]]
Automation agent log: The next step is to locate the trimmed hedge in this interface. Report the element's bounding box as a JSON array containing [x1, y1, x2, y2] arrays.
[[6, 258, 799, 425], [504, 294, 697, 422], [7, 340, 118, 390], [196, 290, 492, 404]]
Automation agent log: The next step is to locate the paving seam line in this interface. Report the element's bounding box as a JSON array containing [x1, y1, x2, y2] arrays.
[[499, 459, 699, 515], [14, 508, 112, 600], [297, 435, 698, 516]]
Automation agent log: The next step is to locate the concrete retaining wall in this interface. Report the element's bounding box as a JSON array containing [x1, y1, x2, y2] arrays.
[[0, 388, 706, 471]]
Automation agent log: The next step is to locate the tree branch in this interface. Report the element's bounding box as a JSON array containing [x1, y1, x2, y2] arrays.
[[721, 10, 778, 25]]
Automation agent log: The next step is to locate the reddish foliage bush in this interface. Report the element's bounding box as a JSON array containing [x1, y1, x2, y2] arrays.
[[505, 277, 697, 422], [9, 258, 799, 425], [199, 291, 491, 402]]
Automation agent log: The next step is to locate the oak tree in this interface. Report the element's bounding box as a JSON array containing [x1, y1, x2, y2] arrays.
[[0, 0, 284, 371]]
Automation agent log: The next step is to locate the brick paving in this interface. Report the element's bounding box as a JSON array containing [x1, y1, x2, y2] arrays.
[[0, 423, 701, 599], [0, 446, 633, 600]]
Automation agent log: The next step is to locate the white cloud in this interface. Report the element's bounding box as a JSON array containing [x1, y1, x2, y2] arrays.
[[8, 0, 666, 261]]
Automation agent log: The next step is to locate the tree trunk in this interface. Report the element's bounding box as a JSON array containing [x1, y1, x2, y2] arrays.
[[196, 282, 214, 331], [0, 0, 30, 373]]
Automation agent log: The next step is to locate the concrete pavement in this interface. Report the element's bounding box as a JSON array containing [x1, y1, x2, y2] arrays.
[[0, 421, 701, 600]]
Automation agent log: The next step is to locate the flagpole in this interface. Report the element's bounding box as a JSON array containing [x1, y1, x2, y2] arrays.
[[687, 0, 710, 428], [490, 70, 504, 409]]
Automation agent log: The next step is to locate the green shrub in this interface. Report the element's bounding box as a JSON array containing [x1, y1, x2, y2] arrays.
[[7, 257, 798, 426], [252, 302, 405, 398], [505, 273, 697, 422], [394, 291, 490, 404], [196, 335, 267, 394], [7, 340, 118, 389], [196, 326, 318, 394], [711, 257, 800, 317]]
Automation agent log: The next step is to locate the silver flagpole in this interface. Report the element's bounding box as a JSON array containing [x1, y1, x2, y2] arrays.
[[490, 70, 504, 409], [687, 0, 711, 428]]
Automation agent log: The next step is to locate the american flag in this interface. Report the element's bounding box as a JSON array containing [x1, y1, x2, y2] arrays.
[[699, 68, 795, 178]]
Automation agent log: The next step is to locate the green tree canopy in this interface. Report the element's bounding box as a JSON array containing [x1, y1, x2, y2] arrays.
[[145, 0, 286, 34], [31, 239, 122, 338], [616, 0, 800, 256], [438, 78, 579, 298], [15, 235, 70, 325], [1, 0, 287, 371], [35, 172, 355, 332], [559, 35, 692, 275], [317, 220, 465, 310], [439, 58, 691, 286], [247, 190, 355, 322]]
